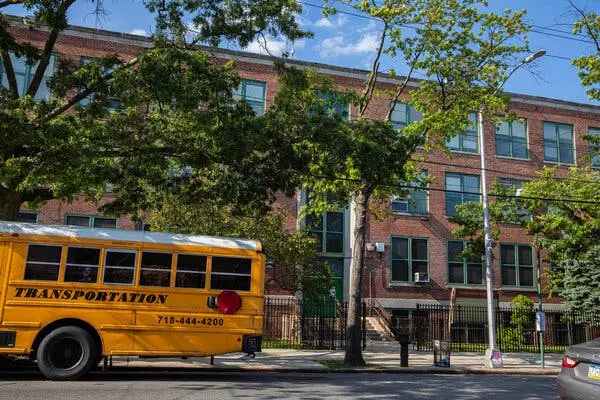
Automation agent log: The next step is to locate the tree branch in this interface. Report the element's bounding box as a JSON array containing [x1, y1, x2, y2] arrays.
[[0, 0, 23, 8], [569, 0, 600, 53], [36, 56, 139, 125], [359, 20, 388, 117], [26, 0, 77, 97], [385, 48, 422, 121], [0, 47, 18, 98]]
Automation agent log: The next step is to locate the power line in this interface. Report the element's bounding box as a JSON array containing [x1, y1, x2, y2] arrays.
[[298, 0, 585, 62], [413, 158, 600, 186], [312, 174, 600, 205]]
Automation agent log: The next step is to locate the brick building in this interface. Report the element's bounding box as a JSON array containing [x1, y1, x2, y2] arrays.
[[7, 17, 600, 315]]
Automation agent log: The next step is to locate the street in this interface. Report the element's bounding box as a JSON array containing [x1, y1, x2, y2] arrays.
[[0, 371, 558, 400]]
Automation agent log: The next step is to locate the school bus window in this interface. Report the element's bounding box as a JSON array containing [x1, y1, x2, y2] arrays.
[[24, 244, 62, 281], [140, 252, 172, 287], [64, 247, 100, 283], [103, 249, 136, 285], [175, 254, 207, 288], [210, 257, 252, 291]]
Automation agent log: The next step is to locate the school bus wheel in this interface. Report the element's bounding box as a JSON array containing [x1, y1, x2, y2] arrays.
[[36, 326, 97, 380]]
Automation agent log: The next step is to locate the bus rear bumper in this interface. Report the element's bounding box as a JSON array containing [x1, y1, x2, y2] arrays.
[[242, 335, 262, 353]]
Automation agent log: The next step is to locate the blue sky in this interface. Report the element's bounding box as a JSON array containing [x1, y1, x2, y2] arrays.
[[4, 0, 600, 105]]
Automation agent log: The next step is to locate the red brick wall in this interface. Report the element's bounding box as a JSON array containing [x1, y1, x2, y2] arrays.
[[12, 22, 600, 306]]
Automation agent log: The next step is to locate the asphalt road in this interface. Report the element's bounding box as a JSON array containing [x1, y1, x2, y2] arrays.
[[0, 371, 558, 400]]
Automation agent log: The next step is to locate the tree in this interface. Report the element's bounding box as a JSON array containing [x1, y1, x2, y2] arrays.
[[270, 0, 530, 365], [146, 196, 332, 301], [519, 167, 600, 307], [453, 166, 600, 312], [570, 0, 600, 101], [0, 0, 308, 220]]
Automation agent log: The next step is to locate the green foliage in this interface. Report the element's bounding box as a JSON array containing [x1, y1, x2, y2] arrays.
[[0, 1, 310, 220], [509, 294, 534, 330], [146, 197, 332, 300], [560, 246, 600, 316], [449, 179, 527, 259], [498, 327, 522, 348], [571, 5, 600, 101]]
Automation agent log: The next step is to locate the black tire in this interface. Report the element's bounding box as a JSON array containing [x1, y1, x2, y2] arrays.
[[36, 326, 97, 380]]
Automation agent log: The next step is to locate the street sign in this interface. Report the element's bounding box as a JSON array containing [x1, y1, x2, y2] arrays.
[[536, 310, 546, 332]]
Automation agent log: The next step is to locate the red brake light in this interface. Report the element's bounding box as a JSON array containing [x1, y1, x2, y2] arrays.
[[216, 290, 242, 314], [562, 355, 579, 368]]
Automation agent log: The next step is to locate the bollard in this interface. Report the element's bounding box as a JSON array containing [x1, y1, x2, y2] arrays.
[[397, 333, 411, 367]]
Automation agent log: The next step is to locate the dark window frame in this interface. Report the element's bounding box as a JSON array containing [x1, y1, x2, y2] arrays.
[[495, 118, 528, 159], [543, 121, 574, 164], [447, 240, 484, 286], [500, 243, 534, 288], [390, 236, 429, 283]]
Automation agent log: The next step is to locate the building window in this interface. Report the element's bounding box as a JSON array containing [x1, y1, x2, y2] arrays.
[[17, 211, 39, 223], [543, 121, 574, 164], [501, 244, 534, 287], [445, 173, 480, 216], [390, 101, 422, 130], [65, 214, 118, 229], [589, 127, 600, 167], [391, 236, 429, 283], [234, 79, 266, 116], [496, 118, 528, 159], [447, 112, 478, 153], [78, 57, 121, 108], [315, 91, 350, 120], [391, 171, 428, 215], [0, 53, 56, 100], [447, 241, 483, 285], [307, 210, 344, 254]]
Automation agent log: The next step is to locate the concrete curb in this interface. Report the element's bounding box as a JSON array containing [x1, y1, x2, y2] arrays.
[[101, 365, 560, 376]]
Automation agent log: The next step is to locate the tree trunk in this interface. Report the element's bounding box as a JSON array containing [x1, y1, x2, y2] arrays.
[[0, 187, 23, 221], [344, 189, 368, 366]]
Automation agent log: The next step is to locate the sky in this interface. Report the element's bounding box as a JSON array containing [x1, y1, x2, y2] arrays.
[[4, 0, 600, 105]]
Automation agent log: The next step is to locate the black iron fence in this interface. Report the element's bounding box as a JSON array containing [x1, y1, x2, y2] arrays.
[[263, 298, 599, 353], [391, 304, 600, 353], [263, 297, 360, 350]]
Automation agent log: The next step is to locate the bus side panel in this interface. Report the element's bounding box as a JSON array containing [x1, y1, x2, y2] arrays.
[[0, 241, 8, 324], [131, 290, 264, 356]]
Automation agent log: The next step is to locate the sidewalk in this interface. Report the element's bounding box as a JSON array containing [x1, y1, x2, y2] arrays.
[[107, 340, 562, 376]]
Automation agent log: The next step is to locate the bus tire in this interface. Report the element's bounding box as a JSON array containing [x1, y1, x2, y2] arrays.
[[36, 326, 96, 380]]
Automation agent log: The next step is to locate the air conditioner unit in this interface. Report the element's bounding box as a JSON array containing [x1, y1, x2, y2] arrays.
[[414, 272, 430, 283]]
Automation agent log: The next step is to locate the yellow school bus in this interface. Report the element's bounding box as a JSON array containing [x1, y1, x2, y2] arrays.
[[0, 221, 265, 380]]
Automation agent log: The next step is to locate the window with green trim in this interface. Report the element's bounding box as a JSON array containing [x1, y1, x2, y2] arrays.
[[18, 211, 39, 223], [306, 211, 344, 254], [445, 172, 480, 216], [390, 101, 422, 130], [543, 121, 574, 164], [234, 79, 266, 115], [447, 112, 478, 153], [391, 236, 428, 283], [391, 170, 428, 215], [500, 244, 534, 287], [78, 56, 121, 108], [315, 91, 350, 120], [447, 241, 483, 285], [65, 214, 117, 229], [1, 53, 56, 100], [496, 118, 528, 159], [589, 127, 600, 167]]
